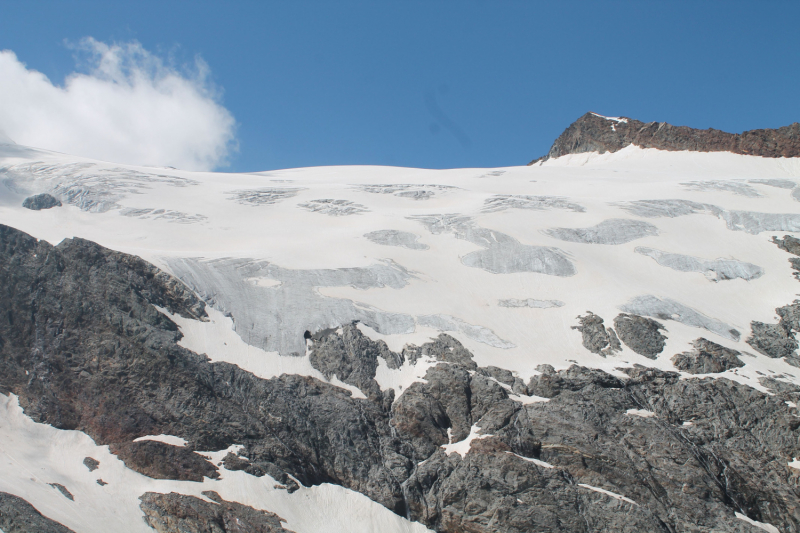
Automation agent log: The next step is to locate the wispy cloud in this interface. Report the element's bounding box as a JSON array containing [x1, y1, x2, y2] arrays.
[[0, 38, 237, 171]]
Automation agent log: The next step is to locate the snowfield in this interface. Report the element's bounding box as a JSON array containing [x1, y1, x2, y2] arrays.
[[1, 137, 799, 531]]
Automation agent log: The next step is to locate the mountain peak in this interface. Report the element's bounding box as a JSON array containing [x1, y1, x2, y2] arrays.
[[530, 112, 800, 164]]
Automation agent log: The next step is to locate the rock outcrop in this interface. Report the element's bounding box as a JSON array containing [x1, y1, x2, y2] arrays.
[[530, 112, 800, 163], [0, 492, 75, 533], [571, 312, 621, 356], [109, 441, 220, 482], [613, 313, 667, 358], [139, 491, 294, 533], [21, 193, 61, 210], [773, 234, 800, 281], [672, 338, 745, 374]]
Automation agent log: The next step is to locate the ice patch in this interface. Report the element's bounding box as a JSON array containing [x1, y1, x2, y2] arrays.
[[166, 257, 415, 356], [299, 198, 369, 216], [364, 230, 429, 250], [482, 194, 585, 213], [0, 162, 197, 213], [226, 187, 304, 206], [543, 219, 659, 245], [618, 199, 800, 234], [620, 295, 740, 341], [635, 247, 764, 282], [498, 299, 565, 309], [353, 183, 455, 200], [577, 484, 637, 505], [411, 214, 576, 276], [416, 314, 515, 349], [681, 180, 762, 197], [749, 179, 797, 190]]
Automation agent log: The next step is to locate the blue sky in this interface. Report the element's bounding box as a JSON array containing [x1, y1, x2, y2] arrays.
[[1, 1, 799, 172]]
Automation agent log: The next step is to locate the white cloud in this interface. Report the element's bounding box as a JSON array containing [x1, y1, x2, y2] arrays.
[[0, 38, 237, 171]]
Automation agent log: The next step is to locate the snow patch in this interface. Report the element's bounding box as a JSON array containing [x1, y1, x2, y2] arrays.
[[328, 376, 367, 400], [626, 409, 655, 418], [132, 435, 187, 447], [505, 452, 554, 468], [735, 512, 780, 533], [441, 425, 492, 458], [788, 458, 800, 471], [577, 484, 637, 505], [590, 112, 628, 124]]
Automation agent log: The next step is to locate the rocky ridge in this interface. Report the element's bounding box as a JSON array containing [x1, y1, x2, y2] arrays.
[[1, 224, 800, 532], [530, 112, 800, 163]]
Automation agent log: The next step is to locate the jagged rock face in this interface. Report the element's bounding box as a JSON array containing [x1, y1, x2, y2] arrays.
[[530, 112, 800, 163], [21, 193, 61, 210], [747, 300, 800, 365], [613, 313, 667, 358], [139, 491, 294, 533], [672, 338, 745, 374], [2, 224, 800, 532], [774, 234, 800, 281], [571, 312, 621, 356], [0, 492, 75, 533]]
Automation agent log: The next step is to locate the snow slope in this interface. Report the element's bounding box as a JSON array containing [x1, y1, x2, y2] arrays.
[[1, 140, 800, 530]]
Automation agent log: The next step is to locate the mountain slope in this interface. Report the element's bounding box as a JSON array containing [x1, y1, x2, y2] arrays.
[[1, 120, 800, 532]]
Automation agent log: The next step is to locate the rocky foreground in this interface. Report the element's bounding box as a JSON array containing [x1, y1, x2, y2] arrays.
[[1, 223, 799, 532]]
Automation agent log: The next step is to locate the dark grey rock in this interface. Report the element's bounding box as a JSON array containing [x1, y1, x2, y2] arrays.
[[747, 301, 800, 365], [221, 451, 251, 472], [0, 492, 75, 533], [773, 234, 800, 281], [759, 377, 800, 409], [140, 491, 294, 533], [571, 312, 621, 356], [527, 364, 624, 398], [47, 484, 73, 501], [21, 193, 61, 210], [672, 338, 745, 374], [309, 322, 400, 402], [96, 479, 107, 486], [772, 235, 800, 256], [613, 313, 667, 358], [83, 457, 99, 472], [109, 440, 220, 482], [531, 112, 800, 163]]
